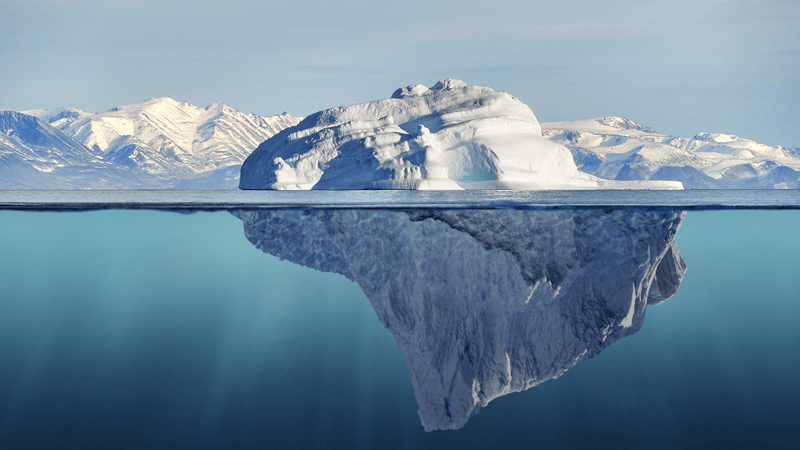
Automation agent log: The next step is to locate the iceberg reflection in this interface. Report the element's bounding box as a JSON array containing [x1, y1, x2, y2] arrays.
[[233, 208, 687, 431]]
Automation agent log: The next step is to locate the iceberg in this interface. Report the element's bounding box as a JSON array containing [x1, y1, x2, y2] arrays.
[[239, 80, 683, 190], [232, 207, 687, 430]]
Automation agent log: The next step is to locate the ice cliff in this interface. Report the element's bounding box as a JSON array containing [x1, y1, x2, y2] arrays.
[[239, 80, 683, 190], [232, 207, 687, 430]]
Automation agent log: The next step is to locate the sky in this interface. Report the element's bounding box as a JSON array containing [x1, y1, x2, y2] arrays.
[[1, 0, 798, 147]]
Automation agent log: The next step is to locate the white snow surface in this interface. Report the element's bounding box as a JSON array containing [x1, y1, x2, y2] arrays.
[[1, 109, 118, 189], [4, 100, 301, 189], [233, 208, 687, 431], [239, 80, 683, 190], [9, 91, 798, 189], [23, 107, 92, 129], [542, 118, 800, 188], [62, 97, 301, 175]]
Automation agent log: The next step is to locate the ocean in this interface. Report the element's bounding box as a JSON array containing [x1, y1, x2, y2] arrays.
[[0, 191, 798, 449]]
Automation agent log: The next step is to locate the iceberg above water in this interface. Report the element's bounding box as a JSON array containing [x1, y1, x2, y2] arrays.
[[239, 80, 683, 190], [233, 207, 687, 430]]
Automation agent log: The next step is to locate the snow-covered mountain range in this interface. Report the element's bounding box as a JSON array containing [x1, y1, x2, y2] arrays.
[[1, 98, 300, 189], [541, 117, 800, 189], [2, 93, 798, 189]]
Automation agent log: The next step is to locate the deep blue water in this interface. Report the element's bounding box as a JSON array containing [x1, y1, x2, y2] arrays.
[[0, 209, 798, 449]]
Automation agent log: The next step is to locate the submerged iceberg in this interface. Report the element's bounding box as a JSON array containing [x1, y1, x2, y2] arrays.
[[232, 207, 687, 430], [239, 80, 683, 190]]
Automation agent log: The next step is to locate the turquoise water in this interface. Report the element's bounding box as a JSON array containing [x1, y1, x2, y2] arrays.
[[0, 209, 798, 449]]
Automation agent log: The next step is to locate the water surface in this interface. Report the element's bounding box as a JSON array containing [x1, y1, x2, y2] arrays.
[[1, 189, 800, 209]]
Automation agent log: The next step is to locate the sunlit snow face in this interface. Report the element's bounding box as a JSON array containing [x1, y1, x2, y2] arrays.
[[240, 81, 682, 190], [539, 118, 800, 188]]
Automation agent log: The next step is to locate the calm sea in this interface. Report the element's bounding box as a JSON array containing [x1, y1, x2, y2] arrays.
[[1, 189, 800, 209], [0, 191, 798, 449]]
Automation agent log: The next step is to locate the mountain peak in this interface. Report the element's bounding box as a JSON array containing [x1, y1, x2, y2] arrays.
[[693, 132, 744, 143], [0, 109, 95, 159], [143, 96, 177, 103], [595, 117, 656, 133], [21, 107, 91, 129]]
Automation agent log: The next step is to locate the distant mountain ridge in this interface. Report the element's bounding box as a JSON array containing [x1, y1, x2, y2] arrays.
[[0, 98, 301, 189], [541, 117, 800, 189], [2, 98, 798, 189]]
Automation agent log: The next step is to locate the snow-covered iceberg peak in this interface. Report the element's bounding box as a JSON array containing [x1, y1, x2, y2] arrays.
[[239, 80, 683, 190], [232, 207, 688, 430]]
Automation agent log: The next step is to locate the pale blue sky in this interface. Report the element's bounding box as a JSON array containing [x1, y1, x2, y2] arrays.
[[2, 0, 798, 146]]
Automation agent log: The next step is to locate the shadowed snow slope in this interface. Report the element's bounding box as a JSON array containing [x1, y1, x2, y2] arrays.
[[0, 110, 150, 189], [233, 208, 687, 430], [239, 80, 683, 190]]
